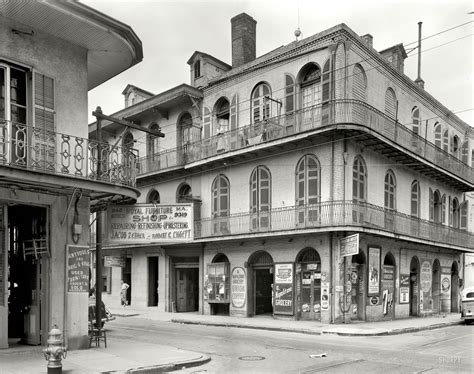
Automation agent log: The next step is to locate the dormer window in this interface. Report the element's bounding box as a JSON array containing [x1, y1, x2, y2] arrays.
[[194, 60, 201, 78]]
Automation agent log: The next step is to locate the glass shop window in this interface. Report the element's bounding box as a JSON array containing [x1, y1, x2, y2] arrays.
[[206, 263, 230, 303]]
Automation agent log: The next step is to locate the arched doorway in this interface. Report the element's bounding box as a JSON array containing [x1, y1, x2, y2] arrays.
[[382, 252, 396, 320], [432, 259, 441, 314], [351, 252, 366, 321], [409, 257, 420, 317], [451, 261, 459, 313], [296, 247, 321, 321], [214, 97, 230, 152], [248, 251, 273, 316]]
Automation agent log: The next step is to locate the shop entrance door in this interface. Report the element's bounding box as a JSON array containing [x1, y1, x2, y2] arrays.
[[254, 268, 272, 315], [176, 268, 198, 312], [300, 268, 321, 321]]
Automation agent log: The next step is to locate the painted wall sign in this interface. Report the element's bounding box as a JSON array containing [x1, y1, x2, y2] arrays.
[[420, 261, 432, 293], [321, 282, 329, 310], [368, 247, 380, 295], [104, 256, 126, 267], [67, 245, 90, 293], [231, 267, 246, 308], [340, 234, 359, 257], [273, 263, 294, 315], [399, 274, 410, 304], [107, 204, 193, 244]]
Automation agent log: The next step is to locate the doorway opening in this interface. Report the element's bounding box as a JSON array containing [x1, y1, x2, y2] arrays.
[[451, 261, 459, 313], [432, 259, 441, 314], [248, 251, 273, 316], [351, 252, 366, 321], [148, 256, 158, 307], [121, 258, 131, 306], [296, 247, 321, 321], [6, 204, 48, 347], [409, 256, 420, 317]]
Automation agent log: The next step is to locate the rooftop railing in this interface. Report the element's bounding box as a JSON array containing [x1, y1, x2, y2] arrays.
[[0, 120, 137, 187], [194, 200, 472, 250], [137, 100, 473, 185]]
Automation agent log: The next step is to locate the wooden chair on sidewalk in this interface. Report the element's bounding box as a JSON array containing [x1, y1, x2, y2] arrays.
[[88, 323, 107, 348]]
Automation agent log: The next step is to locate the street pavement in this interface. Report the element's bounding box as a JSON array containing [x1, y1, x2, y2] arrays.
[[0, 306, 464, 374]]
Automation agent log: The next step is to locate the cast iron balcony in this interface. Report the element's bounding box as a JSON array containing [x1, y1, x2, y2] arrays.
[[194, 200, 472, 251], [137, 100, 473, 188], [0, 120, 137, 187]]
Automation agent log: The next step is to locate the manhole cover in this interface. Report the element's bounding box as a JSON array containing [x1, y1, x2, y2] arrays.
[[239, 356, 266, 361]]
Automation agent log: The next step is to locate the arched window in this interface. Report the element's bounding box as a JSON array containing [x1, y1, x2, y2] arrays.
[[212, 175, 230, 234], [179, 112, 193, 150], [123, 132, 134, 149], [451, 135, 460, 158], [452, 198, 460, 229], [410, 180, 420, 217], [384, 170, 396, 210], [295, 155, 320, 224], [353, 156, 367, 204], [285, 74, 295, 114], [148, 122, 160, 159], [352, 64, 367, 101], [299, 63, 322, 129], [430, 189, 442, 224], [147, 189, 160, 204], [177, 183, 192, 203], [460, 141, 468, 164], [411, 107, 420, 135], [250, 166, 271, 230], [384, 88, 397, 121], [214, 97, 230, 134], [194, 60, 201, 78], [251, 83, 271, 123], [442, 129, 449, 152], [321, 60, 331, 126], [434, 123, 441, 148]]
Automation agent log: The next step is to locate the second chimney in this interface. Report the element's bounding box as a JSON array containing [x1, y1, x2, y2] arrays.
[[231, 13, 256, 68]]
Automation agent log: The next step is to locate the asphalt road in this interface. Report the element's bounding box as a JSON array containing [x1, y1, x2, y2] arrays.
[[107, 317, 473, 373]]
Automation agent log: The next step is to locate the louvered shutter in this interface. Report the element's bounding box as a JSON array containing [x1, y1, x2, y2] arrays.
[[203, 107, 211, 139], [441, 194, 446, 224], [429, 188, 434, 221], [230, 95, 238, 148], [460, 202, 467, 230], [448, 196, 453, 226]]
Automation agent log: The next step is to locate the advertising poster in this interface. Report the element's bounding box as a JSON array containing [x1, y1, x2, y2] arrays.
[[368, 247, 380, 295], [321, 282, 329, 310], [231, 267, 246, 308], [274, 263, 294, 315], [441, 273, 451, 295], [107, 204, 193, 244], [340, 234, 359, 257], [399, 274, 410, 304], [67, 245, 90, 293]]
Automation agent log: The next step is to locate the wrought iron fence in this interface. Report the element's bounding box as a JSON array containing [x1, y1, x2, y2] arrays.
[[195, 200, 473, 249], [0, 120, 137, 187], [137, 100, 473, 184]]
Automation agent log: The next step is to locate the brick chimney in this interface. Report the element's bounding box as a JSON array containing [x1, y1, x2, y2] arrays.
[[231, 13, 256, 68]]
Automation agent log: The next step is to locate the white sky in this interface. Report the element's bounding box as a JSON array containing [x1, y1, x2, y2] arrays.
[[84, 0, 473, 125]]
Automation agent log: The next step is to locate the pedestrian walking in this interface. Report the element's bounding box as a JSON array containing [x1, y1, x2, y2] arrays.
[[120, 280, 129, 307]]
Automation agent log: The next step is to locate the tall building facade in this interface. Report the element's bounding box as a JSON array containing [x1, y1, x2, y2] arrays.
[[0, 2, 142, 349], [95, 14, 473, 324]]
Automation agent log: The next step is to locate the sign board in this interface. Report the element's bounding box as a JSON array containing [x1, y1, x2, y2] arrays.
[[273, 263, 294, 315], [399, 274, 409, 304], [107, 204, 193, 244], [104, 256, 126, 267], [441, 273, 451, 295], [340, 234, 359, 257], [67, 245, 90, 293], [231, 267, 246, 308], [420, 261, 432, 293], [368, 247, 380, 295]]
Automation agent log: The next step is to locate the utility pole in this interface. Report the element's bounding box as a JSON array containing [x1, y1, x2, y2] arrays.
[[91, 107, 164, 328]]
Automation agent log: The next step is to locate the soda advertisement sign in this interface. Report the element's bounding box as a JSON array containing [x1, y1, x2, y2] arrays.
[[274, 263, 294, 315], [231, 267, 246, 308], [107, 204, 193, 244]]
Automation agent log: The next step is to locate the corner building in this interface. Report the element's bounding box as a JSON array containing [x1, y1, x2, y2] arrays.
[[95, 14, 473, 323]]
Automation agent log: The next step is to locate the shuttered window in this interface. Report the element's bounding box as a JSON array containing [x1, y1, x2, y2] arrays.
[[410, 181, 420, 217], [429, 188, 434, 221], [34, 73, 54, 132], [384, 88, 396, 120], [442, 130, 449, 152], [203, 107, 211, 139], [460, 202, 468, 230], [352, 64, 367, 101], [412, 107, 420, 135], [322, 60, 331, 103], [285, 75, 295, 113], [434, 123, 441, 148]]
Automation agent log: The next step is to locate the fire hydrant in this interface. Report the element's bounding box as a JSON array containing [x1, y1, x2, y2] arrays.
[[43, 325, 67, 374]]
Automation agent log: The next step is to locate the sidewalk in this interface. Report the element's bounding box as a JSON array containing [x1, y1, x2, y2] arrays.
[[1, 308, 463, 374], [110, 305, 464, 337]]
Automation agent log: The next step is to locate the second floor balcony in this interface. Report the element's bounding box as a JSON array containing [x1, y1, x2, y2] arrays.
[[0, 120, 139, 205], [138, 100, 473, 189], [194, 200, 473, 251]]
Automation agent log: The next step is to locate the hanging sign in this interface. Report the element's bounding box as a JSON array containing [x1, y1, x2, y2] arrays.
[[340, 234, 359, 257], [107, 204, 193, 244], [67, 245, 90, 293], [273, 263, 294, 315], [104, 256, 126, 267]]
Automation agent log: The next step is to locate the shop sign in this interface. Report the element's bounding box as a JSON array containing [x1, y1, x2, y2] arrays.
[[370, 296, 379, 305], [441, 273, 451, 294], [340, 234, 359, 257], [383, 266, 394, 280], [368, 247, 381, 295], [104, 256, 126, 267], [306, 263, 319, 271], [107, 204, 193, 244], [420, 261, 432, 293], [399, 274, 410, 304], [231, 267, 246, 308], [67, 245, 90, 293], [273, 263, 294, 315]]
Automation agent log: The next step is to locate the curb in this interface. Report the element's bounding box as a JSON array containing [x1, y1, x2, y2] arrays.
[[126, 355, 211, 373], [171, 318, 464, 337]]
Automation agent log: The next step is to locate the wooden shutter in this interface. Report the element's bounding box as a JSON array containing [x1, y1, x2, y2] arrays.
[[34, 73, 55, 132], [460, 202, 468, 230], [352, 65, 366, 101], [203, 107, 211, 139], [285, 75, 295, 113], [441, 194, 446, 224], [448, 196, 453, 226], [429, 188, 434, 222]]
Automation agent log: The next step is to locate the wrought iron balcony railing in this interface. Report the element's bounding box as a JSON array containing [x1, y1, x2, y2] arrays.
[[194, 200, 473, 250], [138, 100, 473, 185], [0, 120, 137, 187]]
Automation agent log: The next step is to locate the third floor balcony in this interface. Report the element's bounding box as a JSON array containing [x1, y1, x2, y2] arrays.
[[137, 99, 473, 190]]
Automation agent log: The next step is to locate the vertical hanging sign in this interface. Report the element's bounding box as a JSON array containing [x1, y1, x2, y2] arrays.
[[273, 263, 294, 315], [67, 245, 90, 293]]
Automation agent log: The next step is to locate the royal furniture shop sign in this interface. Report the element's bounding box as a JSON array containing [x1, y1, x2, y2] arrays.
[[107, 204, 194, 244]]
